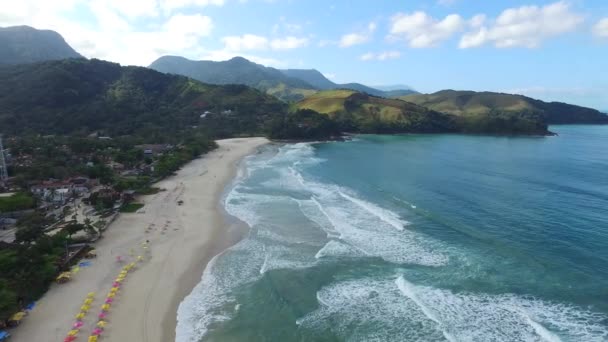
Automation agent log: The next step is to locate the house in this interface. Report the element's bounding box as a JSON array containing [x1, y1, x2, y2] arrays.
[[107, 161, 125, 171], [70, 177, 94, 195], [136, 144, 171, 157], [30, 180, 74, 204]]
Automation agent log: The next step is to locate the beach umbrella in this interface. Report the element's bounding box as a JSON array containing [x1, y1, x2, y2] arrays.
[[107, 293, 115, 298], [96, 320, 107, 328], [80, 305, 90, 312], [105, 298, 113, 304], [101, 304, 110, 311], [88, 336, 98, 342], [64, 336, 77, 342], [98, 312, 107, 319], [84, 298, 93, 305], [111, 286, 119, 291], [75, 312, 85, 320], [87, 292, 95, 298], [67, 329, 78, 336], [112, 282, 121, 287], [72, 321, 84, 329]]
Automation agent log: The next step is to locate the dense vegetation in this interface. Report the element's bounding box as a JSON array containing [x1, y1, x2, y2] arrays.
[[0, 219, 76, 319], [402, 90, 608, 125], [0, 193, 36, 213], [0, 26, 82, 65], [295, 90, 549, 135], [0, 58, 289, 138]]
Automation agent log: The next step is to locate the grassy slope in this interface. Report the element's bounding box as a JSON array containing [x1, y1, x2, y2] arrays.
[[295, 89, 357, 115], [401, 90, 533, 116], [294, 90, 458, 133]]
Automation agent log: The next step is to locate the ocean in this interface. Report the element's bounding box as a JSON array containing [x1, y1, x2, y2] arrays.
[[176, 125, 608, 342]]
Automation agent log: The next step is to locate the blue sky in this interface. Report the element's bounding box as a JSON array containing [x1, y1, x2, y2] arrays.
[[1, 0, 608, 109]]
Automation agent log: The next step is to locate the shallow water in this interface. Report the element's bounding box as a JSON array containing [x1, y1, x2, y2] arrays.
[[177, 125, 608, 342]]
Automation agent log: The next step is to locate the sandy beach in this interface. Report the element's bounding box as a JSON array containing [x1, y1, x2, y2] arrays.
[[11, 137, 268, 342]]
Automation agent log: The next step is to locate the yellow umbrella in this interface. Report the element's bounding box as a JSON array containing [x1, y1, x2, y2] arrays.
[[114, 278, 123, 282], [88, 336, 98, 342], [84, 298, 93, 304], [80, 305, 90, 312], [111, 286, 119, 292], [68, 330, 78, 336], [107, 293, 115, 298], [96, 320, 107, 328], [75, 312, 85, 320], [87, 292, 95, 298], [101, 304, 110, 311]]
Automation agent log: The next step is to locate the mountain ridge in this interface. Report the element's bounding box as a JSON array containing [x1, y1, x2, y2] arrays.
[[149, 55, 417, 101], [0, 25, 83, 65], [402, 90, 608, 125]]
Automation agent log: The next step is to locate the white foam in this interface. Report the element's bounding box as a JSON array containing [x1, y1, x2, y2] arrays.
[[394, 275, 608, 342], [338, 190, 409, 231], [314, 240, 366, 259]]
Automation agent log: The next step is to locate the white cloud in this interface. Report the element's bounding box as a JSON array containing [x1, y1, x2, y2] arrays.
[[360, 51, 401, 61], [222, 34, 269, 51], [469, 14, 486, 28], [389, 11, 464, 48], [160, 0, 225, 14], [270, 36, 308, 49], [0, 0, 225, 66], [459, 1, 584, 48], [323, 72, 336, 80], [593, 18, 608, 38], [220, 34, 308, 51], [339, 21, 376, 47]]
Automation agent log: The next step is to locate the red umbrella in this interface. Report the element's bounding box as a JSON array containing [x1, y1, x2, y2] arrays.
[[64, 336, 77, 342]]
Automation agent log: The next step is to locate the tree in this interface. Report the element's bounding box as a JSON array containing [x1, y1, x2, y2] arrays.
[[65, 223, 85, 238]]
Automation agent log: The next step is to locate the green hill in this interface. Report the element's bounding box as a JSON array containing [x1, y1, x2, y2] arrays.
[[0, 26, 83, 65], [296, 90, 550, 135], [0, 58, 287, 138], [149, 56, 316, 102], [402, 90, 608, 124]]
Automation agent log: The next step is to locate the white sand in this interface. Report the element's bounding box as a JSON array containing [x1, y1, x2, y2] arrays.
[[11, 137, 268, 342]]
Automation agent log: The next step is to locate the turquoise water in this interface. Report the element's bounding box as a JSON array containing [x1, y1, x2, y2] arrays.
[[177, 125, 608, 342]]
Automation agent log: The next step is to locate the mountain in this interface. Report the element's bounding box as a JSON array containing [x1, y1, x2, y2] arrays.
[[279, 69, 335, 89], [149, 56, 417, 102], [0, 26, 83, 65], [295, 90, 549, 135], [0, 58, 286, 138], [280, 69, 418, 97], [401, 90, 608, 124], [149, 56, 316, 102]]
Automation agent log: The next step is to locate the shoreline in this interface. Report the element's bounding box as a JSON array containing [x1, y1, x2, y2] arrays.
[[10, 137, 268, 342]]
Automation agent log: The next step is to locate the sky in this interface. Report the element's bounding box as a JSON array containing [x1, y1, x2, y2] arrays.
[[1, 0, 607, 109]]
